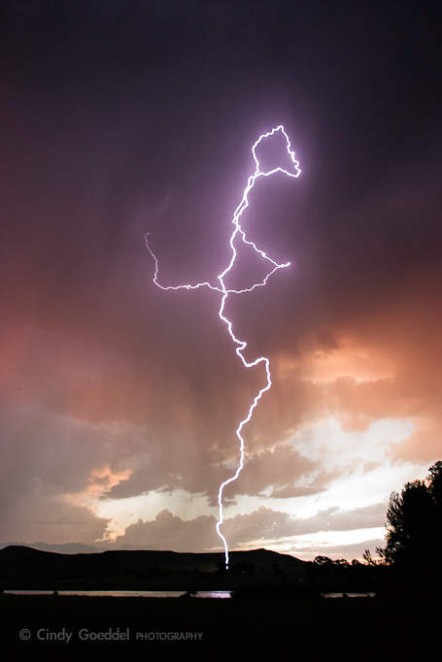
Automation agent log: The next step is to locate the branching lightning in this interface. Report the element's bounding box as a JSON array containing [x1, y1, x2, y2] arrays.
[[145, 125, 301, 569]]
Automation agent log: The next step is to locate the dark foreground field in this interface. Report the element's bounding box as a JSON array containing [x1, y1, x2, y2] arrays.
[[1, 594, 440, 662]]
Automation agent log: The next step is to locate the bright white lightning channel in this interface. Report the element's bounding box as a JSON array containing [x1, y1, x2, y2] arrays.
[[145, 125, 301, 569]]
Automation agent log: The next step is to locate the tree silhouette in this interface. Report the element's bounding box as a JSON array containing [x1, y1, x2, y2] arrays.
[[428, 461, 442, 510], [383, 480, 436, 565], [380, 462, 442, 596]]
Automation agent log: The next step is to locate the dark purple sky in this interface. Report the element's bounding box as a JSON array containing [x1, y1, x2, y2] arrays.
[[1, 0, 441, 558]]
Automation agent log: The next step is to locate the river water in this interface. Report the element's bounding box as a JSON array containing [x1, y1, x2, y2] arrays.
[[3, 590, 376, 598], [3, 589, 232, 598]]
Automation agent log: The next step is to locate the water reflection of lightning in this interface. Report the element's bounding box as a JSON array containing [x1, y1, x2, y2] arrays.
[[145, 125, 301, 569]]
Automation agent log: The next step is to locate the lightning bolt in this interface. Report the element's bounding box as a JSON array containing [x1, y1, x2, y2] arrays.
[[145, 125, 301, 569]]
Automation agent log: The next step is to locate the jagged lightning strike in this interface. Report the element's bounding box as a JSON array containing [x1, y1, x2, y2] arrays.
[[145, 125, 301, 569]]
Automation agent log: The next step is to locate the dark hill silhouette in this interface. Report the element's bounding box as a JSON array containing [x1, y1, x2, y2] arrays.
[[0, 545, 306, 591], [0, 541, 99, 554]]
